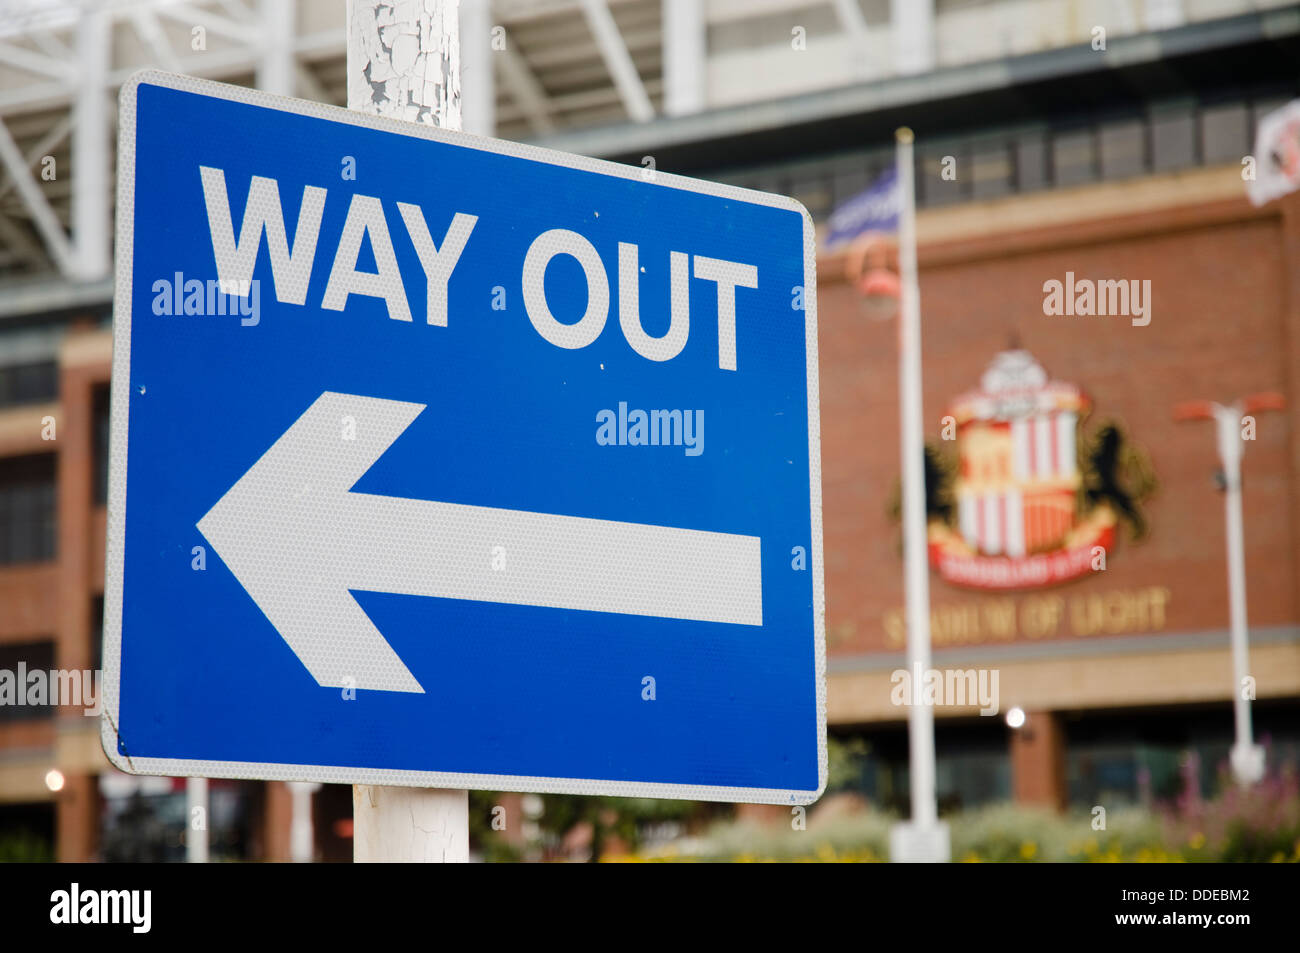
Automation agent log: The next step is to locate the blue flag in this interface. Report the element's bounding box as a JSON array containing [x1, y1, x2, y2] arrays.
[[825, 167, 899, 249]]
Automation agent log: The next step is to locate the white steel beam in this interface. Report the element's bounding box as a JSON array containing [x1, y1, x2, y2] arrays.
[[295, 62, 329, 102], [578, 0, 653, 123], [0, 114, 71, 203], [890, 0, 934, 75], [832, 0, 868, 38], [498, 41, 555, 134], [0, 117, 73, 274], [158, 4, 258, 43], [129, 10, 185, 74], [0, 40, 76, 82], [30, 30, 73, 63], [662, 0, 704, 117]]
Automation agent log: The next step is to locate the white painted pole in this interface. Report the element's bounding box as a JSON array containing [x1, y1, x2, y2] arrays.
[[257, 0, 295, 97], [346, 0, 471, 863], [890, 128, 948, 862], [353, 784, 469, 862], [348, 0, 461, 128], [72, 5, 110, 281], [897, 127, 935, 829], [186, 777, 209, 863], [663, 0, 705, 117], [1215, 405, 1264, 785], [288, 781, 318, 863], [459, 0, 495, 137]]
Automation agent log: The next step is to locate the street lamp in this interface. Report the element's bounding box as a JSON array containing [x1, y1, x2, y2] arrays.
[[845, 231, 901, 321], [1173, 391, 1285, 785]]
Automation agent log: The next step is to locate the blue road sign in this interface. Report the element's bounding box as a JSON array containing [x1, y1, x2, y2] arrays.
[[103, 72, 824, 803]]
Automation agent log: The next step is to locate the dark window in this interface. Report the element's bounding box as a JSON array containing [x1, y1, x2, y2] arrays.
[[92, 596, 104, 672], [918, 142, 964, 207], [100, 779, 257, 863], [1151, 105, 1196, 171], [833, 719, 1011, 815], [93, 386, 110, 505], [970, 137, 1013, 200], [1098, 119, 1147, 180], [0, 454, 57, 565], [0, 362, 57, 409], [790, 170, 834, 220], [0, 640, 56, 722], [1051, 127, 1097, 187], [1013, 131, 1049, 192], [830, 157, 872, 210], [1200, 102, 1249, 165], [699, 90, 1300, 224]]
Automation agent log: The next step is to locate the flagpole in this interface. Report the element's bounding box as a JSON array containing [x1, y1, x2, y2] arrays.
[[890, 127, 949, 862]]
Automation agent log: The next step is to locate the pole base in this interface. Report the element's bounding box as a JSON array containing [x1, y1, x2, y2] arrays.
[[890, 820, 951, 863], [1230, 743, 1266, 786]]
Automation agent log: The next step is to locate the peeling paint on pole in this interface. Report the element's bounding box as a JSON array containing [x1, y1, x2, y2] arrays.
[[347, 0, 462, 130], [344, 0, 470, 863]]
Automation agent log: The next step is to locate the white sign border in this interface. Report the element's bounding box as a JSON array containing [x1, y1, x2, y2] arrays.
[[103, 70, 825, 805]]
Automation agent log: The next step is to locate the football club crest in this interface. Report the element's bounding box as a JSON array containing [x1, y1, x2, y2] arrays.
[[922, 351, 1154, 590]]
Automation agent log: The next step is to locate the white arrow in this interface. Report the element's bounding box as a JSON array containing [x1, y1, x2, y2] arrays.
[[196, 391, 762, 693]]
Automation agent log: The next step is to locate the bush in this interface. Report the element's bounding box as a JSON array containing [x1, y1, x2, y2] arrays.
[[0, 830, 55, 863], [625, 771, 1300, 862]]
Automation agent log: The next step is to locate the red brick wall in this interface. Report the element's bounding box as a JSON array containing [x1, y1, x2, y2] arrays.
[[819, 197, 1298, 657]]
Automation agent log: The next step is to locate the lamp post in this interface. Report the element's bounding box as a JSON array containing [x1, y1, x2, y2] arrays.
[[1174, 391, 1284, 785]]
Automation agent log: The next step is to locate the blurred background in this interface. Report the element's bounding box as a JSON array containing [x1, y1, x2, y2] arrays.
[[0, 0, 1298, 861]]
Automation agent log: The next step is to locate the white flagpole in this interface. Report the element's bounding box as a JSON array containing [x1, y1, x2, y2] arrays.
[[890, 127, 948, 862]]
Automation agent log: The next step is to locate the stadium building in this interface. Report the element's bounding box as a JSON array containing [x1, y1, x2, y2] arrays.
[[0, 0, 1298, 859]]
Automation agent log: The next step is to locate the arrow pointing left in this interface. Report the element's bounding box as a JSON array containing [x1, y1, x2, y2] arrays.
[[197, 391, 763, 693]]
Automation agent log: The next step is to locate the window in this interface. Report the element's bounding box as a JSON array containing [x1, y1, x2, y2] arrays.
[[1051, 127, 1097, 187], [970, 137, 1013, 199], [1013, 131, 1049, 192], [0, 362, 57, 409], [0, 454, 56, 565], [1201, 102, 1250, 165], [1099, 119, 1147, 180], [93, 386, 110, 505], [919, 142, 964, 206], [699, 89, 1300, 224], [0, 640, 56, 722], [92, 596, 104, 672], [1151, 105, 1196, 171]]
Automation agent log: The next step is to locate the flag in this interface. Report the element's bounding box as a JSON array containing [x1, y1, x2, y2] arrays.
[[1247, 99, 1300, 206], [824, 167, 900, 249]]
